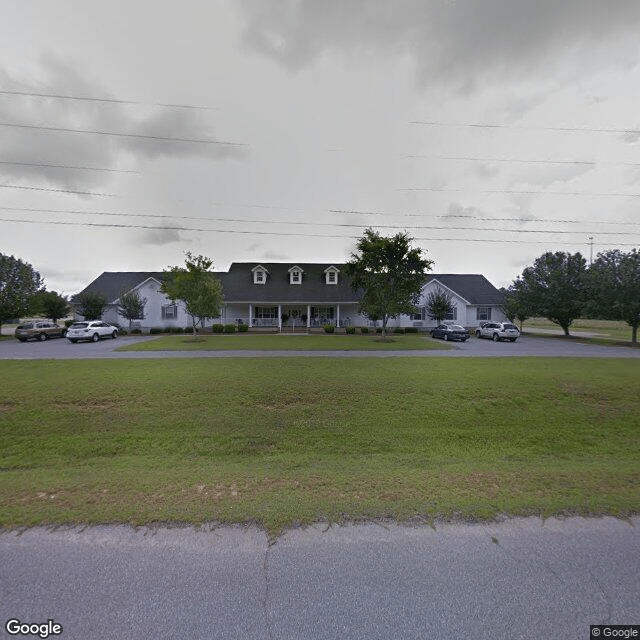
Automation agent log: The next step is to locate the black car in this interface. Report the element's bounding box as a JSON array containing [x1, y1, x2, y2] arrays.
[[430, 324, 470, 342]]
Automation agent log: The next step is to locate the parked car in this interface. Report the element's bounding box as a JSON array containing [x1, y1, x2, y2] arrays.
[[476, 322, 520, 342], [15, 321, 67, 342], [430, 324, 470, 342], [67, 321, 118, 343]]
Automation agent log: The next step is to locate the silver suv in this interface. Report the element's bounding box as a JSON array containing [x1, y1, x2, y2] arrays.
[[476, 322, 519, 342]]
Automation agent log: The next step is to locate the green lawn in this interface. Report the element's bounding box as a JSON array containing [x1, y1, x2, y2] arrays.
[[116, 332, 450, 351], [1, 357, 638, 535], [523, 317, 636, 344]]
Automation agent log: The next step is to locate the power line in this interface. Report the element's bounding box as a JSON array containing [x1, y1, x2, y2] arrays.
[[0, 89, 217, 111], [0, 184, 115, 197], [0, 122, 247, 146], [0, 159, 139, 173], [409, 120, 640, 135], [2, 216, 637, 246], [4, 205, 640, 230], [399, 186, 640, 198], [404, 155, 640, 168]]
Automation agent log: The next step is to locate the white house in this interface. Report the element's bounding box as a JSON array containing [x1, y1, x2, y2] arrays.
[[74, 265, 507, 331]]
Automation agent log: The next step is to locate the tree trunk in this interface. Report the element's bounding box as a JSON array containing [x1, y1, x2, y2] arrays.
[[632, 324, 638, 345]]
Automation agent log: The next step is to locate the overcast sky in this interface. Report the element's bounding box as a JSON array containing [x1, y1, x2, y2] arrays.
[[2, 0, 640, 295]]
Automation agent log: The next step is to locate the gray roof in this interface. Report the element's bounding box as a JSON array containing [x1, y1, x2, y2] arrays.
[[426, 274, 505, 305], [221, 263, 360, 303], [75, 272, 166, 304]]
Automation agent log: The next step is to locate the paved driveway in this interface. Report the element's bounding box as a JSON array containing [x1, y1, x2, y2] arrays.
[[1, 333, 639, 359]]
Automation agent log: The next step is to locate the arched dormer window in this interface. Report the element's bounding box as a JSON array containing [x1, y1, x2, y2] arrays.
[[251, 265, 268, 285], [288, 265, 303, 285], [324, 266, 339, 285]]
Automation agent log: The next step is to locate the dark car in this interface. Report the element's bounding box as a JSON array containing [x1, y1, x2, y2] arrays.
[[430, 324, 470, 342], [15, 321, 67, 342]]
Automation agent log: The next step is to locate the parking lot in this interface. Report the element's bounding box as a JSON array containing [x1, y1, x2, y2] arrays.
[[1, 333, 639, 359]]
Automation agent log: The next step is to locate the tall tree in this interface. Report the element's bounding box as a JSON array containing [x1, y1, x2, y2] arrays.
[[587, 248, 640, 344], [117, 289, 147, 329], [160, 253, 224, 336], [425, 287, 454, 324], [0, 253, 43, 333], [518, 251, 587, 336], [74, 291, 107, 321], [345, 229, 433, 337], [32, 291, 70, 323], [500, 280, 533, 331]]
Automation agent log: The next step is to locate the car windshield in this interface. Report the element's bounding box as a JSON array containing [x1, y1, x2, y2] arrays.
[[71, 323, 89, 329], [18, 323, 34, 329], [449, 325, 464, 331]]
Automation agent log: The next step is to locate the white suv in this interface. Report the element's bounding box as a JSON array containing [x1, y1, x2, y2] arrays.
[[67, 321, 118, 343], [476, 322, 519, 342]]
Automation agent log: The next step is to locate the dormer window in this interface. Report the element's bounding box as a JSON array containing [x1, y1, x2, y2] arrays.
[[324, 266, 339, 285], [252, 265, 268, 285], [288, 265, 303, 285]]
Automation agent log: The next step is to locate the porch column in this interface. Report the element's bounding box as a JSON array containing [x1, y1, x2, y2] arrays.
[[307, 304, 310, 329], [278, 304, 282, 331], [336, 304, 340, 328], [249, 304, 253, 327]]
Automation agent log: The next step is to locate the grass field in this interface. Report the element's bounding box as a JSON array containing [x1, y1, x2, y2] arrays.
[[116, 333, 450, 351], [523, 318, 636, 343], [2, 357, 638, 535]]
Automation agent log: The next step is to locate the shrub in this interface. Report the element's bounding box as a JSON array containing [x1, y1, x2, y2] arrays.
[[169, 326, 184, 334], [64, 319, 74, 328], [238, 323, 248, 333], [119, 328, 128, 336], [393, 327, 405, 334], [360, 326, 369, 334], [224, 323, 236, 334], [150, 327, 164, 335], [324, 324, 335, 333], [211, 324, 224, 333], [404, 327, 418, 334], [376, 327, 383, 334], [345, 326, 356, 334], [130, 329, 142, 335]]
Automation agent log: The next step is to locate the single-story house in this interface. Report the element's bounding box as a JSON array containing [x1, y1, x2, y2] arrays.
[[74, 263, 507, 330]]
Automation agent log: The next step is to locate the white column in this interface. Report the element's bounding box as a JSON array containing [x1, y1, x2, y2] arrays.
[[249, 304, 253, 327], [307, 304, 310, 329], [278, 304, 282, 331], [336, 304, 340, 328]]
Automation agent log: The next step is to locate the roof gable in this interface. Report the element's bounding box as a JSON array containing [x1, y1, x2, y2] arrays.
[[425, 274, 504, 306]]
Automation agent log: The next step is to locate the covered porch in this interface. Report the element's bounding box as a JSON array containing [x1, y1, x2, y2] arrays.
[[228, 303, 359, 330]]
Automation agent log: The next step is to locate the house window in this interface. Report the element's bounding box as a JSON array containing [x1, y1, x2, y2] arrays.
[[291, 270, 301, 284], [410, 308, 424, 321], [477, 307, 492, 321], [325, 268, 339, 284], [444, 307, 457, 321], [254, 270, 265, 284], [161, 304, 177, 320], [255, 306, 278, 319]]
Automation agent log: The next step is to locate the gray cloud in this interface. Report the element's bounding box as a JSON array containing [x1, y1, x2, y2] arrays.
[[134, 228, 185, 246], [239, 0, 640, 91], [0, 57, 244, 190]]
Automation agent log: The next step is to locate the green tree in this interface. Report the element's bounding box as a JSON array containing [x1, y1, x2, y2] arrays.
[[160, 253, 224, 336], [345, 229, 433, 337], [425, 287, 454, 324], [0, 253, 43, 333], [117, 289, 147, 329], [75, 291, 108, 320], [586, 248, 640, 344], [500, 280, 533, 331], [32, 291, 70, 323], [518, 251, 587, 336]]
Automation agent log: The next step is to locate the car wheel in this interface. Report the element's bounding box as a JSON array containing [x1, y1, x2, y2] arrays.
[[61, 330, 67, 338], [510, 338, 517, 342], [69, 339, 77, 343], [38, 333, 47, 341], [18, 338, 27, 342], [92, 333, 99, 342], [111, 331, 117, 339], [444, 334, 449, 341], [476, 330, 481, 338], [492, 333, 499, 342]]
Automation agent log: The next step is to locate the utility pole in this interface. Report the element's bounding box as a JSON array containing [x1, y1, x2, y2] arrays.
[[588, 236, 594, 265]]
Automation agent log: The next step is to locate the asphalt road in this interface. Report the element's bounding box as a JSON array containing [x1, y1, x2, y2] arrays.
[[1, 333, 640, 358], [1, 517, 638, 640]]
